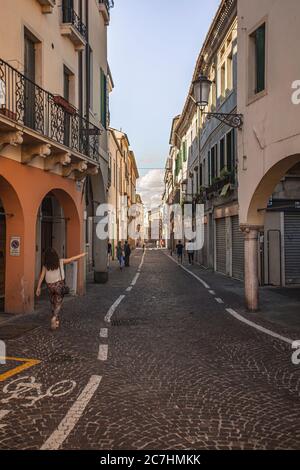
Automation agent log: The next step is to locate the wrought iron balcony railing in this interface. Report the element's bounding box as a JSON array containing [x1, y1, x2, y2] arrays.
[[99, 0, 114, 11], [0, 58, 100, 163], [62, 2, 87, 41]]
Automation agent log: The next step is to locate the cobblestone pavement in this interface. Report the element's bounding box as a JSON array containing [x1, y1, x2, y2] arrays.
[[0, 249, 300, 450]]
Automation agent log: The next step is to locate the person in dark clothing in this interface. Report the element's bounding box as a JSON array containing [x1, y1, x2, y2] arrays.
[[176, 240, 184, 264], [124, 241, 131, 267], [187, 240, 195, 265], [107, 241, 112, 268]]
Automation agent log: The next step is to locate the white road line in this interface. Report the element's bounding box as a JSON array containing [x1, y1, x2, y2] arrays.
[[209, 290, 216, 295], [165, 252, 294, 346], [226, 308, 293, 345], [104, 295, 126, 324], [180, 265, 210, 289], [0, 410, 10, 429], [41, 375, 102, 450], [215, 298, 224, 304], [98, 344, 108, 361], [100, 328, 108, 338], [126, 286, 133, 292], [166, 254, 210, 289], [131, 273, 140, 286]]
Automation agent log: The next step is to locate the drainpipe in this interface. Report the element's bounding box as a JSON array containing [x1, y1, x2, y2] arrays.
[[85, 0, 89, 120]]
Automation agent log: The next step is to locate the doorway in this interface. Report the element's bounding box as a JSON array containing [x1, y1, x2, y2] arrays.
[[24, 29, 36, 129], [0, 199, 5, 312]]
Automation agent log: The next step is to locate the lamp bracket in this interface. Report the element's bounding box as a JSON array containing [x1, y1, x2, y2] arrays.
[[203, 112, 243, 129]]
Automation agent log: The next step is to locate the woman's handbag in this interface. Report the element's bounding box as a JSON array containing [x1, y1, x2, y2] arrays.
[[59, 263, 70, 296]]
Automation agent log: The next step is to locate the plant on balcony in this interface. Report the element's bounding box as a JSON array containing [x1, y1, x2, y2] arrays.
[[0, 105, 17, 121], [194, 186, 207, 203], [53, 95, 76, 115]]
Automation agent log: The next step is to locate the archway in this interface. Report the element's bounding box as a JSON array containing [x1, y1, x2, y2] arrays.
[[0, 197, 5, 311], [241, 153, 300, 310], [246, 154, 300, 226], [35, 188, 83, 298], [0, 175, 25, 314]]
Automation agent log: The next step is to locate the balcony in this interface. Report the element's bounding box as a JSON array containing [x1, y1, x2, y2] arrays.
[[61, 3, 87, 50], [0, 58, 101, 175], [37, 0, 56, 14], [205, 172, 236, 200], [98, 0, 114, 25]]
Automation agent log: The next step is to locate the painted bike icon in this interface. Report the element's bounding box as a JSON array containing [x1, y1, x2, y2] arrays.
[[1, 376, 76, 407]]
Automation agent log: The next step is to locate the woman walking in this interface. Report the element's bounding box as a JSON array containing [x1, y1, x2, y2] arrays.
[[36, 248, 87, 331]]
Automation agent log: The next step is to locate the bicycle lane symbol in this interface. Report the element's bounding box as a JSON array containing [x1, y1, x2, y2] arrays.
[[1, 376, 77, 408]]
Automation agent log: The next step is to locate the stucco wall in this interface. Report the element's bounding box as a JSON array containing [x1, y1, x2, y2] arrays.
[[237, 0, 300, 225]]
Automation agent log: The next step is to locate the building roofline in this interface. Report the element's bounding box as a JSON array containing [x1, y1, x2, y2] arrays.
[[174, 0, 237, 138]]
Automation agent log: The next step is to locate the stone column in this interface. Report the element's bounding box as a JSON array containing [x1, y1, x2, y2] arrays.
[[242, 226, 260, 312]]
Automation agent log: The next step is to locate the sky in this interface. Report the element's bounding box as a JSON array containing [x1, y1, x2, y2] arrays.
[[108, 0, 221, 208]]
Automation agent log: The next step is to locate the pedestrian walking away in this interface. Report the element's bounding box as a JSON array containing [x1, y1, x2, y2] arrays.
[[176, 240, 184, 264], [187, 240, 195, 265], [107, 241, 112, 268], [116, 241, 125, 270], [124, 240, 132, 267], [36, 248, 87, 330]]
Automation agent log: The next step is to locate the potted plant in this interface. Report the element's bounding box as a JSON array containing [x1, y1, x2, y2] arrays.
[[53, 95, 76, 115]]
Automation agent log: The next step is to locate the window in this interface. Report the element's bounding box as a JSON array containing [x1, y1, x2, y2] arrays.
[[217, 27, 235, 100], [182, 141, 187, 162], [209, 146, 218, 185], [208, 151, 211, 186], [88, 47, 93, 110], [226, 129, 236, 174], [220, 63, 226, 97], [100, 68, 107, 128], [220, 137, 225, 172], [227, 52, 233, 91], [250, 23, 266, 95], [63, 66, 70, 101], [199, 164, 203, 187]]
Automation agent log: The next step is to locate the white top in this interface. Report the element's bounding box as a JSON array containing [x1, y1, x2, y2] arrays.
[[45, 259, 65, 284]]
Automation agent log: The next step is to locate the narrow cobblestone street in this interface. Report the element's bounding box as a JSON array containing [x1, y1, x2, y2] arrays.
[[0, 249, 300, 450]]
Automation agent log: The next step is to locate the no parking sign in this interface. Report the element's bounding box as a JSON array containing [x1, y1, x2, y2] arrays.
[[10, 237, 21, 256]]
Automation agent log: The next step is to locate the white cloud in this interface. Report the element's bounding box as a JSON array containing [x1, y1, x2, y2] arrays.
[[137, 169, 164, 210]]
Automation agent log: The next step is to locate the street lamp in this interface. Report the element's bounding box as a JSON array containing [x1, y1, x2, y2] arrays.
[[192, 74, 243, 129], [192, 75, 212, 111]]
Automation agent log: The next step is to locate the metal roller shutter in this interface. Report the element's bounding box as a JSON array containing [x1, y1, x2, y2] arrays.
[[284, 213, 300, 284], [232, 215, 244, 280], [202, 223, 208, 267], [216, 218, 226, 274]]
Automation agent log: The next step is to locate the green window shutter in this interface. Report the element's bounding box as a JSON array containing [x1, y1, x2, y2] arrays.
[[100, 69, 107, 128], [182, 141, 187, 162], [175, 157, 178, 177], [255, 23, 266, 94]]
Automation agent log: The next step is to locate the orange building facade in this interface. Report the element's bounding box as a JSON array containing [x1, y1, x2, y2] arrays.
[[0, 0, 114, 314]]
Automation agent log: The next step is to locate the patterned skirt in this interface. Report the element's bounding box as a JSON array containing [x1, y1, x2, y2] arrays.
[[47, 280, 65, 318]]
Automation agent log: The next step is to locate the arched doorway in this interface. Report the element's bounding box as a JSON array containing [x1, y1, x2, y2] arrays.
[[0, 175, 25, 313], [36, 192, 68, 292], [241, 153, 300, 310], [34, 187, 84, 302], [0, 198, 5, 312]]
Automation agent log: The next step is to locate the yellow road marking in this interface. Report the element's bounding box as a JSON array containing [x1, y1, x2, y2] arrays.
[[0, 357, 41, 382]]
